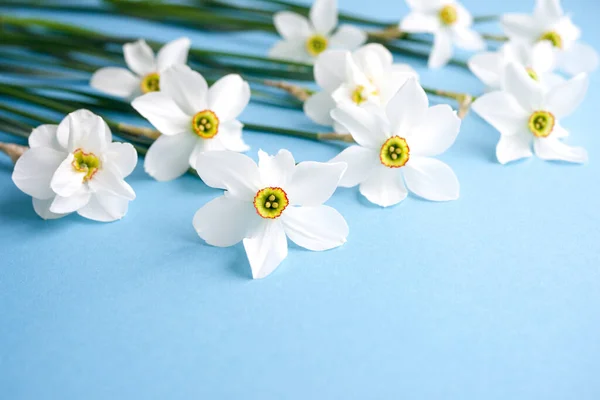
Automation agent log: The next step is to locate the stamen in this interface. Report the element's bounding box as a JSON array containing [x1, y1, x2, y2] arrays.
[[526, 67, 539, 81], [71, 148, 101, 182], [192, 110, 220, 139], [305, 34, 328, 57], [539, 31, 563, 48], [380, 136, 410, 168], [140, 72, 160, 94], [254, 187, 289, 219], [439, 5, 458, 25], [528, 110, 555, 138], [351, 86, 367, 105]]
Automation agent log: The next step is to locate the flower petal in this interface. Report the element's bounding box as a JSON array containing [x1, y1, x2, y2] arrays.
[[49, 190, 91, 214], [286, 161, 346, 206], [193, 195, 261, 247], [194, 151, 261, 200], [281, 205, 348, 251], [160, 65, 208, 116], [123, 39, 156, 77], [452, 28, 485, 51], [329, 25, 367, 50], [359, 166, 407, 207], [558, 42, 599, 75], [468, 51, 502, 89], [534, 0, 563, 22], [156, 37, 191, 71], [273, 11, 311, 39], [386, 78, 428, 137], [208, 74, 251, 122], [545, 73, 589, 119], [329, 145, 378, 187], [32, 197, 68, 220], [530, 41, 556, 73], [144, 132, 197, 181], [310, 0, 337, 35], [409, 104, 461, 157], [406, 0, 443, 12], [303, 91, 336, 126], [403, 157, 459, 201], [501, 14, 539, 41], [77, 193, 130, 222], [258, 149, 296, 188], [90, 67, 140, 99], [400, 11, 439, 33], [268, 39, 308, 62], [131, 92, 191, 136], [429, 32, 453, 69], [243, 220, 288, 279], [472, 91, 528, 136], [218, 120, 250, 152], [105, 142, 138, 177], [28, 124, 62, 150], [12, 147, 65, 199], [533, 137, 588, 163], [314, 49, 347, 92], [331, 102, 388, 149], [496, 131, 533, 164], [352, 43, 393, 77], [88, 165, 136, 200], [56, 109, 111, 153], [50, 154, 85, 197]]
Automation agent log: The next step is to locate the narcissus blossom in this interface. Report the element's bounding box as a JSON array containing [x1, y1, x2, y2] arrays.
[[193, 150, 348, 279], [400, 0, 485, 69], [330, 79, 461, 207], [132, 65, 250, 181], [472, 63, 589, 164], [502, 0, 599, 75], [12, 110, 137, 221], [91, 37, 191, 99], [270, 0, 367, 63], [304, 44, 417, 127]]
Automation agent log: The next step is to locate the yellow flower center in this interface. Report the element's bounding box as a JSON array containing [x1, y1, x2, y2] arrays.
[[192, 110, 219, 139], [526, 67, 539, 81], [380, 136, 410, 168], [439, 5, 458, 26], [71, 148, 101, 182], [140, 72, 160, 94], [254, 187, 289, 219], [351, 86, 367, 105], [528, 111, 555, 138], [306, 34, 328, 57], [539, 31, 563, 48]]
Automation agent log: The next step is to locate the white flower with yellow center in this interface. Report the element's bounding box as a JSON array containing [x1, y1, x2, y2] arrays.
[[329, 79, 461, 207], [400, 0, 485, 69], [269, 0, 367, 63], [132, 65, 251, 181], [502, 0, 599, 75], [91, 37, 191, 99], [192, 150, 348, 279], [472, 62, 589, 164], [12, 110, 138, 221], [304, 44, 417, 127]]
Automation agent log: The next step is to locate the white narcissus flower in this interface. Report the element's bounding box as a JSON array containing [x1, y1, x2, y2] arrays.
[[330, 79, 461, 207], [502, 0, 599, 75], [91, 37, 191, 100], [270, 0, 367, 63], [472, 63, 589, 165], [469, 41, 564, 91], [132, 65, 251, 181], [400, 0, 485, 69], [304, 44, 417, 127], [192, 150, 348, 279], [12, 110, 138, 221]]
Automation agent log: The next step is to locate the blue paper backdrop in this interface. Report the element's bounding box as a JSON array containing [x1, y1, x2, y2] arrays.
[[1, 0, 599, 399]]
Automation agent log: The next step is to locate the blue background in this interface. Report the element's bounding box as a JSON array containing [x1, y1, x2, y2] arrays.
[[1, 0, 599, 399]]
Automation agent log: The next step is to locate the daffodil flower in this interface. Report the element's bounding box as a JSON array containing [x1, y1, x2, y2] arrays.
[[132, 65, 251, 181], [12, 110, 138, 221], [192, 149, 348, 279], [469, 41, 564, 91], [472, 62, 589, 164], [304, 44, 417, 127], [270, 0, 367, 63], [502, 0, 599, 75], [91, 37, 191, 99], [400, 0, 485, 69], [330, 78, 461, 207]]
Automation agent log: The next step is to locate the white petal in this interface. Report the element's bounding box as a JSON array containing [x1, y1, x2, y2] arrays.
[[144, 132, 197, 181], [400, 11, 439, 33], [409, 104, 461, 157], [429, 32, 453, 69], [496, 132, 533, 164], [452, 28, 486, 51], [406, 0, 443, 12], [32, 197, 68, 220], [534, 0, 563, 22], [258, 149, 296, 188], [268, 39, 308, 62], [352, 43, 393, 76], [472, 91, 528, 136], [329, 25, 367, 50], [501, 14, 539, 41], [503, 62, 544, 111], [558, 42, 599, 75], [386, 78, 428, 136], [243, 221, 288, 279], [403, 157, 459, 201], [303, 91, 336, 126], [50, 155, 85, 197], [90, 67, 140, 99], [195, 151, 261, 200], [105, 142, 138, 177], [329, 145, 379, 187], [208, 75, 251, 122], [359, 166, 407, 207], [12, 148, 65, 199], [545, 73, 589, 118], [193, 195, 261, 247], [286, 161, 346, 206], [218, 120, 250, 152], [131, 92, 191, 136], [123, 39, 156, 77], [468, 51, 502, 89], [77, 193, 130, 222], [378, 65, 418, 104], [314, 49, 348, 92], [88, 165, 136, 200], [156, 37, 191, 71], [530, 41, 556, 73], [310, 0, 337, 35], [533, 137, 587, 163], [453, 3, 474, 27], [160, 65, 208, 116], [273, 11, 311, 39], [57, 109, 110, 153], [331, 102, 388, 149], [281, 205, 348, 251], [49, 190, 91, 214], [28, 124, 62, 150]]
